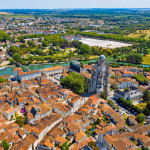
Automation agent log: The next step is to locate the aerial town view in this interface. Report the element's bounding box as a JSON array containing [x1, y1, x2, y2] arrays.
[[0, 1, 150, 150]]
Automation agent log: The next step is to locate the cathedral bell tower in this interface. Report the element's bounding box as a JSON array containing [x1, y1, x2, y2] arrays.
[[89, 55, 110, 96]]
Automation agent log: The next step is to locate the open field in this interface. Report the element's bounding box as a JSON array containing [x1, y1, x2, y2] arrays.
[[137, 30, 150, 34], [143, 55, 150, 65], [79, 38, 132, 49], [128, 30, 150, 39]]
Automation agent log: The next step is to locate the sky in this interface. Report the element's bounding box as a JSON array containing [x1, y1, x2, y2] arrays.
[[0, 0, 150, 9]]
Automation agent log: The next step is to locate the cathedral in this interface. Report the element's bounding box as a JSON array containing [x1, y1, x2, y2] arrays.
[[88, 55, 110, 96]]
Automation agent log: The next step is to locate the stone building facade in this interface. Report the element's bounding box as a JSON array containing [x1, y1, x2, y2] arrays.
[[88, 55, 109, 96]]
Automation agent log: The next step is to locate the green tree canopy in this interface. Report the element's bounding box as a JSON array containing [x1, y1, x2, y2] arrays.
[[0, 30, 10, 42], [142, 89, 150, 103], [1, 139, 11, 150], [100, 92, 107, 100], [7, 46, 20, 56], [12, 53, 21, 63], [136, 113, 145, 123], [15, 116, 25, 127], [126, 53, 143, 64], [80, 44, 91, 55], [60, 72, 87, 94], [72, 40, 82, 49], [42, 41, 49, 47], [0, 78, 8, 83], [28, 41, 36, 48]]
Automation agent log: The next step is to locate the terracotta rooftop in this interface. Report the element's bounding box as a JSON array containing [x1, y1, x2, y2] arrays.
[[43, 66, 63, 72]]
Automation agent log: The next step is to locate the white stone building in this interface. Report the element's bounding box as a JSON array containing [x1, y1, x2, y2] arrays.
[[18, 70, 41, 81], [114, 86, 143, 101], [42, 66, 63, 76]]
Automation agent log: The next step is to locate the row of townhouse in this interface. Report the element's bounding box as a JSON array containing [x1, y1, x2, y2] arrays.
[[111, 78, 139, 89], [53, 93, 89, 117], [13, 66, 64, 82], [13, 68, 42, 81]]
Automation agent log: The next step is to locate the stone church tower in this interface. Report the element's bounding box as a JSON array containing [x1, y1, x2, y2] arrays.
[[88, 55, 109, 96]]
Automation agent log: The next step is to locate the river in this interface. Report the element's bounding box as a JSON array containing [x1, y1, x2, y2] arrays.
[[0, 58, 149, 76], [0, 59, 99, 76]]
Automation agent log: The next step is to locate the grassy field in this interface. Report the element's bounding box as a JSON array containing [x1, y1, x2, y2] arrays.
[[136, 103, 146, 109], [128, 30, 150, 40], [0, 14, 33, 18], [143, 55, 150, 65], [137, 30, 150, 34], [89, 55, 99, 59]]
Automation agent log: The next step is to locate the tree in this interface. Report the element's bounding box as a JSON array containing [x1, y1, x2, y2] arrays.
[[142, 89, 150, 103], [60, 141, 72, 150], [28, 41, 36, 48], [27, 56, 34, 64], [80, 44, 91, 54], [124, 88, 129, 92], [0, 78, 8, 83], [49, 49, 54, 55], [7, 46, 20, 56], [60, 72, 86, 94], [20, 44, 27, 48], [91, 46, 97, 55], [113, 54, 118, 60], [136, 113, 145, 123], [143, 47, 149, 56], [72, 40, 82, 49], [126, 53, 143, 64], [9, 58, 15, 64], [15, 116, 25, 127], [12, 53, 21, 62], [0, 30, 10, 42], [143, 107, 150, 116], [107, 100, 114, 106], [96, 118, 101, 124], [100, 92, 107, 100], [42, 41, 49, 47], [133, 74, 148, 85], [80, 62, 83, 68], [1, 139, 11, 150]]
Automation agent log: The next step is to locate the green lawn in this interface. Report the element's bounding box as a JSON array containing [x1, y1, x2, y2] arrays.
[[143, 55, 150, 65]]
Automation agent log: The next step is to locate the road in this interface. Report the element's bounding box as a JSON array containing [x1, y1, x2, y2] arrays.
[[108, 91, 131, 116]]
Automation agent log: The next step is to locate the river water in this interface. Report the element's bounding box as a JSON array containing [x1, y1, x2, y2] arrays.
[[0, 59, 99, 76]]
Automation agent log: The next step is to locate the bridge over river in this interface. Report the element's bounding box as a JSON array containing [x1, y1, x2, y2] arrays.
[[16, 63, 31, 72]]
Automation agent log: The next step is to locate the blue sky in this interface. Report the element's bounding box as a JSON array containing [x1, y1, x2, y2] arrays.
[[0, 0, 150, 9]]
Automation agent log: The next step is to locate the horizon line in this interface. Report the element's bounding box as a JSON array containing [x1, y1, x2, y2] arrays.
[[0, 8, 150, 10]]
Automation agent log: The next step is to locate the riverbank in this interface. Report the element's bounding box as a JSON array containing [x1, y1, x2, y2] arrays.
[[0, 58, 99, 76]]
